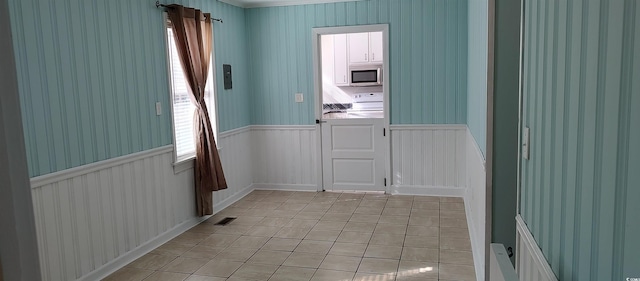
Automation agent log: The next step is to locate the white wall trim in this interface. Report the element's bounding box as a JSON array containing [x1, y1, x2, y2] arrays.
[[251, 126, 318, 189], [218, 0, 361, 9], [30, 127, 254, 281], [389, 185, 466, 197], [84, 177, 254, 281], [219, 125, 251, 138], [250, 125, 316, 131], [465, 194, 485, 281], [515, 214, 558, 281], [80, 216, 207, 281], [29, 124, 492, 280], [30, 145, 174, 188], [389, 124, 468, 131], [468, 129, 487, 166], [252, 184, 318, 192], [390, 125, 467, 189], [490, 243, 519, 281], [465, 127, 486, 281], [213, 183, 255, 213]]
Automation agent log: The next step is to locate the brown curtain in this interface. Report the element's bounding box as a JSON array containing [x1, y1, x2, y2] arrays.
[[167, 5, 227, 216]]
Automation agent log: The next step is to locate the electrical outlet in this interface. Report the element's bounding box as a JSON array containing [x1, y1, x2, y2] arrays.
[[155, 102, 162, 116], [295, 93, 304, 103], [522, 127, 530, 160]]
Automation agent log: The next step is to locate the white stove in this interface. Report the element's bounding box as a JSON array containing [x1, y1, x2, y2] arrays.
[[350, 92, 383, 111]]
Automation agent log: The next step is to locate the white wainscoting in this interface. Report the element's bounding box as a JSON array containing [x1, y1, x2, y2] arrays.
[[389, 125, 467, 196], [29, 127, 254, 281], [465, 129, 487, 281], [516, 215, 558, 281], [30, 146, 196, 281], [215, 126, 254, 213], [390, 125, 485, 280], [29, 124, 493, 280], [251, 125, 318, 191]]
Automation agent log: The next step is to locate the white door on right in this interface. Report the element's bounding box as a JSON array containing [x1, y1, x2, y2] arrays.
[[321, 118, 385, 191]]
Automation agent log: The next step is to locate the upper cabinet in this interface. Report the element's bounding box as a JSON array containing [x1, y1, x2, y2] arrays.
[[348, 32, 383, 64], [333, 34, 349, 86], [369, 32, 383, 63]]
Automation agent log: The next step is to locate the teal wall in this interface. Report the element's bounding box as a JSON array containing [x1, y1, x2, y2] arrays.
[[188, 0, 251, 133], [8, 0, 250, 177], [467, 0, 488, 156], [491, 0, 520, 263], [246, 0, 468, 125], [520, 0, 640, 280]]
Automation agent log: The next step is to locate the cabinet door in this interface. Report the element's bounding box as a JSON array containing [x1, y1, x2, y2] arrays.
[[369, 31, 383, 63], [348, 32, 370, 64], [333, 34, 349, 86]]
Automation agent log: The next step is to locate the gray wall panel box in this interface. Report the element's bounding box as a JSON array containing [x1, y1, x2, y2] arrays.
[[223, 64, 232, 89]]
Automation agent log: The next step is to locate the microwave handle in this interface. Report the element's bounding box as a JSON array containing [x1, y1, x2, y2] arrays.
[[377, 67, 381, 85]]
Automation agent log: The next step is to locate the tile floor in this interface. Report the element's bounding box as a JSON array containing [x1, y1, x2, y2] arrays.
[[104, 190, 476, 281]]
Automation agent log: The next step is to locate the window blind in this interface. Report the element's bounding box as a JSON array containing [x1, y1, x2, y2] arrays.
[[167, 28, 196, 161]]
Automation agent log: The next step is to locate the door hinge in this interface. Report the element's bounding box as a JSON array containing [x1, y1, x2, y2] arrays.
[[384, 178, 387, 186], [383, 128, 386, 136]]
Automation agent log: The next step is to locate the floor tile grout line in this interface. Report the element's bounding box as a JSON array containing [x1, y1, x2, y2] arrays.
[[109, 191, 474, 281]]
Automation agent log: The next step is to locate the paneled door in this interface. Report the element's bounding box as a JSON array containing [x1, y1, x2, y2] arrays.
[[321, 118, 385, 191]]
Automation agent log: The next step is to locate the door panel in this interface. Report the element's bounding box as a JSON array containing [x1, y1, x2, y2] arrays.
[[322, 118, 385, 191], [331, 125, 374, 151], [333, 159, 375, 185]]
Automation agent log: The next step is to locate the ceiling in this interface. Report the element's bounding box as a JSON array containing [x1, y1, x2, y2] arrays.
[[219, 0, 359, 8]]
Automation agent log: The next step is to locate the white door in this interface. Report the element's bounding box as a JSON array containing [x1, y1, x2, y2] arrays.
[[321, 118, 385, 191]]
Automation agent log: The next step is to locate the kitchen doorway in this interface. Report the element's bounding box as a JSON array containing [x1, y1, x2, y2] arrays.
[[312, 24, 390, 192]]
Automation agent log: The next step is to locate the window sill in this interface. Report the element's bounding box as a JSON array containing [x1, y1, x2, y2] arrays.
[[172, 147, 222, 174], [173, 157, 195, 174]]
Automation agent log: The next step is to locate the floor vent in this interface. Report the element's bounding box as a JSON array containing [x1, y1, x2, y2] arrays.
[[214, 217, 237, 226]]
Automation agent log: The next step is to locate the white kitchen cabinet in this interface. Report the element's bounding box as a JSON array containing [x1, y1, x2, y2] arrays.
[[333, 34, 349, 86], [348, 32, 370, 64], [369, 32, 383, 63], [348, 32, 383, 64]]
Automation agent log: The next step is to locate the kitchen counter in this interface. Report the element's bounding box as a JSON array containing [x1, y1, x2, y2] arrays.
[[323, 110, 383, 119]]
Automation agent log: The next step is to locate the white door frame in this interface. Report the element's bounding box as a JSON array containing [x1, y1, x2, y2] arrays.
[[311, 24, 390, 193]]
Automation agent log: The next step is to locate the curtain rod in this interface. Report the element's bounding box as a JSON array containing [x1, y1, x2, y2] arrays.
[[155, 1, 223, 23]]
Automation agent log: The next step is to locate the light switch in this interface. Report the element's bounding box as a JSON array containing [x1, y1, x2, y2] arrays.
[[156, 102, 162, 116], [295, 93, 304, 103], [522, 127, 530, 160]]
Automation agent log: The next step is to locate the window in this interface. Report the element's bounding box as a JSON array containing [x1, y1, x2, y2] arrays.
[[165, 19, 217, 164]]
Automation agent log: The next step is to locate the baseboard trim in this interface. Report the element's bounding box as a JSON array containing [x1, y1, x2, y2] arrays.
[[252, 183, 319, 192], [250, 125, 316, 131], [31, 145, 174, 188], [464, 194, 485, 281], [82, 182, 254, 281], [465, 128, 487, 281], [516, 214, 558, 281], [81, 216, 208, 281], [213, 184, 256, 214], [389, 185, 466, 197]]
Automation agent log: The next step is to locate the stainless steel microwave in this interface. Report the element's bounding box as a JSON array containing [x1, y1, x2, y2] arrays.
[[349, 65, 382, 86]]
